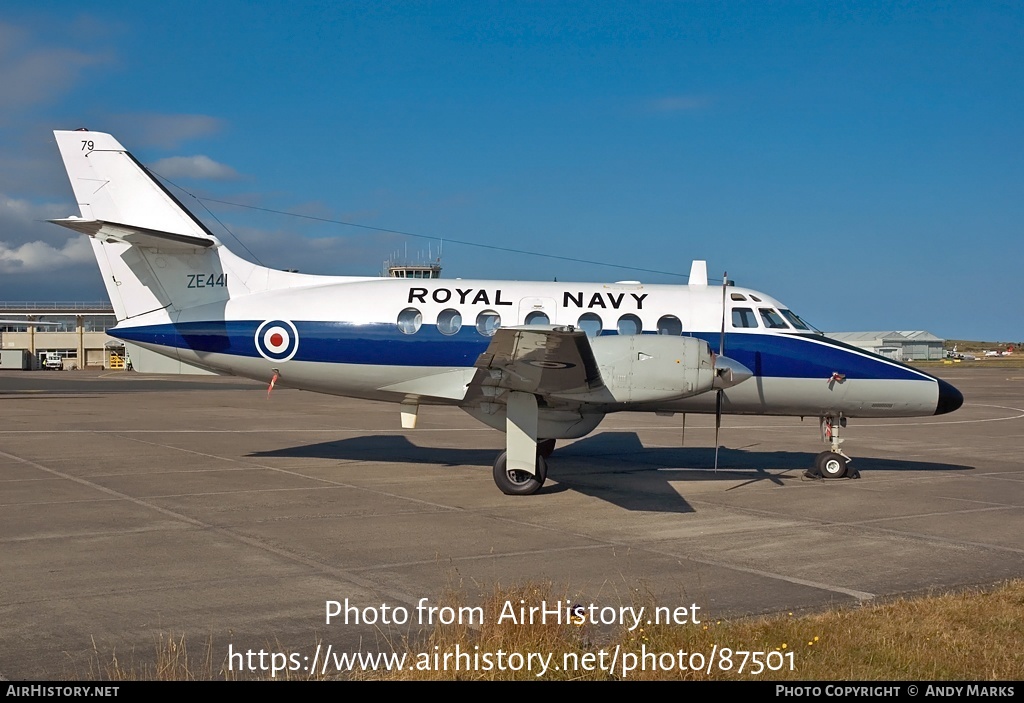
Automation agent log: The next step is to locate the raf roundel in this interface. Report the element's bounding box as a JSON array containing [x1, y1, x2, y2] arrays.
[[525, 360, 576, 369], [255, 319, 299, 362]]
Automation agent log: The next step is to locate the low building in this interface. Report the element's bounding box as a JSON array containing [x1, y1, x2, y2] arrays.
[[0, 303, 121, 369], [0, 302, 219, 374], [826, 331, 945, 361]]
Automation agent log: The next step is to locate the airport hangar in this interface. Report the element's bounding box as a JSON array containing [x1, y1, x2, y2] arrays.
[[825, 331, 947, 362]]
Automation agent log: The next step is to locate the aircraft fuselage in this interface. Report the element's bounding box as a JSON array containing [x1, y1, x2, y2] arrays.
[[110, 275, 960, 420]]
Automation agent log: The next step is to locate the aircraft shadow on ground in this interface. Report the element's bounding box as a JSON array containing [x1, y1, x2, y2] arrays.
[[250, 431, 973, 514], [251, 435, 498, 468]]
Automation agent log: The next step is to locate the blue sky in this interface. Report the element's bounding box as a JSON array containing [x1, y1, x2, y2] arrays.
[[1, 2, 1020, 341]]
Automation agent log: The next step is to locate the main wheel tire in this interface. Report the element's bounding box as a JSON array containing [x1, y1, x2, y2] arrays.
[[537, 438, 557, 458], [493, 451, 547, 495], [817, 451, 848, 479], [807, 451, 829, 477]]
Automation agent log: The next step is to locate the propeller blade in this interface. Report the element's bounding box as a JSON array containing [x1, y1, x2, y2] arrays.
[[714, 271, 727, 473], [714, 389, 722, 473], [719, 271, 727, 356]]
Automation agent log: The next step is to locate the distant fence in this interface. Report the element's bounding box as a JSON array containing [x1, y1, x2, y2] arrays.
[[0, 302, 113, 313]]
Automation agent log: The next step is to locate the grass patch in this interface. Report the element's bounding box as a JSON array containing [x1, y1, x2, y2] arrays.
[[946, 340, 1021, 354], [89, 633, 225, 681], [374, 580, 1024, 680], [912, 357, 1024, 368]]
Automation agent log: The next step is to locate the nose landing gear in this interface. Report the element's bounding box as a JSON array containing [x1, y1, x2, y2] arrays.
[[806, 415, 860, 480]]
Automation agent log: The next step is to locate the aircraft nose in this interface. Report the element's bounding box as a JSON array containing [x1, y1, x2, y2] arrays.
[[713, 355, 753, 389], [934, 378, 964, 415]]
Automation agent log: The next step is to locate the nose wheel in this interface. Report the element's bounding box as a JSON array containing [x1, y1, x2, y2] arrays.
[[806, 415, 858, 479], [814, 451, 849, 478]]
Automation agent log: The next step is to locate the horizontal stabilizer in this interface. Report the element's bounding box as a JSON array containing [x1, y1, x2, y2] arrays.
[[49, 218, 215, 250]]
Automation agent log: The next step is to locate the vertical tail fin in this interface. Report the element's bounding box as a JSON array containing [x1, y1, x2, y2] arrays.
[[52, 129, 217, 242], [51, 129, 340, 323], [50, 130, 268, 321]]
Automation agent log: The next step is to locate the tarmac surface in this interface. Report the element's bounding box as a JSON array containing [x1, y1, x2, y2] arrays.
[[1, 365, 1021, 679]]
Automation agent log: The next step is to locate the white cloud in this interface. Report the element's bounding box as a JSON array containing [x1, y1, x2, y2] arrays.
[[0, 21, 110, 117], [149, 155, 240, 181], [0, 193, 96, 275], [109, 113, 226, 149], [0, 236, 92, 274], [0, 193, 72, 232]]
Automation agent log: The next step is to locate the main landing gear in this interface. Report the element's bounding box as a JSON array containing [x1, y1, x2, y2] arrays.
[[493, 450, 549, 495], [492, 391, 558, 496], [493, 439, 557, 495], [806, 415, 860, 480]]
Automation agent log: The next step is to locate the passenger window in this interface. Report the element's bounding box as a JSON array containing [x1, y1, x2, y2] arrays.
[[759, 308, 789, 329], [476, 310, 501, 337], [617, 314, 642, 336], [657, 315, 682, 335], [437, 308, 462, 335], [577, 312, 603, 338], [731, 308, 759, 328], [525, 311, 550, 325], [397, 308, 422, 334]]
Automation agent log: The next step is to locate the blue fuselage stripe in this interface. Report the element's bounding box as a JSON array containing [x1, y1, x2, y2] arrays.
[[111, 321, 928, 382]]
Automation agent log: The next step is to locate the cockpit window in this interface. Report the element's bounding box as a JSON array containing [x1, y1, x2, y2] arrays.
[[730, 293, 747, 301], [759, 308, 789, 329], [731, 308, 759, 328], [779, 309, 819, 332]]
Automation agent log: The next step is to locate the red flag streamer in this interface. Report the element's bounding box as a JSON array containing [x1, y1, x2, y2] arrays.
[[267, 371, 279, 398]]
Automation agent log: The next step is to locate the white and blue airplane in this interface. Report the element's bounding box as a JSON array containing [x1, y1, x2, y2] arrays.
[[49, 129, 963, 495]]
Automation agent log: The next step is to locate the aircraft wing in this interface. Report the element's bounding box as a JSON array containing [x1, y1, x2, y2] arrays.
[[470, 325, 603, 396]]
